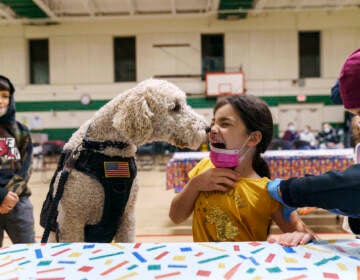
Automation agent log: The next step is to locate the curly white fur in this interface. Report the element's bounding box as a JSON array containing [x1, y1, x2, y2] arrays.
[[47, 78, 208, 242]]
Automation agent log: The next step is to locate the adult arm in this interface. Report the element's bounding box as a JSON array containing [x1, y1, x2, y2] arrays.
[[280, 165, 360, 215]]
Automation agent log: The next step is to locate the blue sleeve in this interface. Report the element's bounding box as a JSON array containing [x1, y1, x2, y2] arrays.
[[0, 187, 8, 204], [330, 79, 343, 105]]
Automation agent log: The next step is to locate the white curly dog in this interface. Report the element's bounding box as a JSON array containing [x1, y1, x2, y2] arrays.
[[40, 79, 207, 243]]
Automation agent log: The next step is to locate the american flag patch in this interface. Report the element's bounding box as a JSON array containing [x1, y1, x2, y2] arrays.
[[104, 161, 130, 178]]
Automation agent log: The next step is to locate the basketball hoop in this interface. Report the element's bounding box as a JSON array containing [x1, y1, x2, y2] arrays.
[[206, 72, 245, 97]]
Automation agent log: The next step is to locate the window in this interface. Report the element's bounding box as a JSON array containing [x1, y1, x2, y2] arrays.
[[299, 32, 320, 78], [29, 39, 49, 84], [201, 34, 224, 78], [114, 37, 136, 82]]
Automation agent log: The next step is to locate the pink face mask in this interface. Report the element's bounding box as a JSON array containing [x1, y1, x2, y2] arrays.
[[209, 145, 240, 168], [209, 139, 251, 168]]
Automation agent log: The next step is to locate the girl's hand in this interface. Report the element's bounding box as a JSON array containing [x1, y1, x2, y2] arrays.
[[271, 231, 314, 247], [194, 168, 240, 192], [0, 191, 19, 214]]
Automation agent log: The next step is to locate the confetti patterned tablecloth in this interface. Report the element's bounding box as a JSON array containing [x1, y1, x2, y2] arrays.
[[166, 150, 354, 191], [1, 240, 360, 279]]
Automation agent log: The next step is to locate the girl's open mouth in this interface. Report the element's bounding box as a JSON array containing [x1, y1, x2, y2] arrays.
[[211, 142, 226, 149]]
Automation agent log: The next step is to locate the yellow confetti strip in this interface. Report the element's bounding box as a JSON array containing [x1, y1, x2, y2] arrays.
[[251, 276, 262, 280], [0, 266, 24, 276], [337, 263, 347, 271], [69, 252, 82, 257], [284, 257, 298, 263], [199, 243, 226, 252], [302, 245, 332, 253], [115, 271, 138, 280], [105, 259, 113, 265], [173, 255, 186, 261], [111, 243, 126, 249], [1, 256, 10, 261], [218, 262, 225, 269]]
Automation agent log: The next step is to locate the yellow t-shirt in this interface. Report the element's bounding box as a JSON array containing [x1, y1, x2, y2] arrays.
[[189, 158, 280, 242]]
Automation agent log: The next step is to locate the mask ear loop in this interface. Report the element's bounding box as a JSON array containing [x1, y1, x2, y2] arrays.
[[236, 134, 254, 163]]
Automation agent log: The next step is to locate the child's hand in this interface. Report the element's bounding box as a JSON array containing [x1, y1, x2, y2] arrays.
[[273, 231, 314, 247], [0, 191, 19, 214], [195, 168, 240, 192]]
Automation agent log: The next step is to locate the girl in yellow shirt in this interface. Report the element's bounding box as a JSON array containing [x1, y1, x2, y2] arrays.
[[169, 95, 314, 246]]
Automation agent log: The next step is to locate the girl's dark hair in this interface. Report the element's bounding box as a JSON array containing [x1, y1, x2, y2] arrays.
[[214, 95, 273, 178]]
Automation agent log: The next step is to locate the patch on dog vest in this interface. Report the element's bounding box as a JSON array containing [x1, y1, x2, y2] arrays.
[[104, 161, 130, 178]]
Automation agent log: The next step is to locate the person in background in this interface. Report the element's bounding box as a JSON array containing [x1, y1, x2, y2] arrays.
[[282, 121, 299, 145], [169, 95, 315, 247], [317, 122, 343, 149], [267, 48, 360, 234], [0, 75, 35, 246], [298, 125, 317, 149]]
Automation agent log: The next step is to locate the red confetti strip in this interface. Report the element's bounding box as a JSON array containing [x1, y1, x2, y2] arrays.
[[78, 265, 93, 272], [0, 257, 25, 268], [323, 272, 339, 279], [303, 252, 311, 259], [91, 249, 102, 254], [155, 251, 169, 260], [233, 245, 240, 251], [334, 245, 346, 253], [195, 252, 204, 257], [197, 270, 211, 277], [284, 274, 307, 280], [51, 248, 71, 257], [155, 271, 181, 279], [134, 243, 141, 249], [265, 253, 275, 263], [101, 260, 129, 276], [37, 267, 65, 274], [224, 263, 241, 280]]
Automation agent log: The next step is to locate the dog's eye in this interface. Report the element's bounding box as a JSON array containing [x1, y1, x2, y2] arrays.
[[170, 103, 181, 113]]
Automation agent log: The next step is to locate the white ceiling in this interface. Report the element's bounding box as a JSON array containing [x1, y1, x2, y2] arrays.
[[0, 0, 359, 24]]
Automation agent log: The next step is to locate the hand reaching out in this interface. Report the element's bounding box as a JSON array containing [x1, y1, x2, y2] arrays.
[[0, 191, 19, 214]]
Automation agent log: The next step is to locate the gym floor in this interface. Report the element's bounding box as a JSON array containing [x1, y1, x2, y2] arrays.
[[2, 162, 354, 246]]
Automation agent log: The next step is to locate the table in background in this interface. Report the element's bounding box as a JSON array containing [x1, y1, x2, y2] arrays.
[[166, 149, 354, 191], [1, 240, 360, 279]]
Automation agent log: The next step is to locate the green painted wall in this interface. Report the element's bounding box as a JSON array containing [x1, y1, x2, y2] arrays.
[[24, 94, 340, 141]]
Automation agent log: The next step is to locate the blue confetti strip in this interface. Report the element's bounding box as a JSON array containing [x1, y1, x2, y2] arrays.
[[58, 260, 76, 264], [286, 267, 307, 271], [133, 251, 147, 263], [147, 245, 167, 251], [251, 247, 265, 254], [127, 264, 138, 270], [238, 255, 259, 266], [198, 254, 229, 264], [35, 249, 43, 259], [51, 243, 71, 248], [89, 252, 124, 260], [282, 247, 296, 253], [83, 244, 95, 249], [168, 264, 188, 268], [180, 247, 192, 252], [0, 248, 29, 255]]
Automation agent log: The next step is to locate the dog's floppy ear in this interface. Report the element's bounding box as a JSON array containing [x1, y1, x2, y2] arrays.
[[112, 93, 154, 144]]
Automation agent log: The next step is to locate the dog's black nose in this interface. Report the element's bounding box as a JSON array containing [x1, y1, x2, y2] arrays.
[[205, 126, 211, 133]]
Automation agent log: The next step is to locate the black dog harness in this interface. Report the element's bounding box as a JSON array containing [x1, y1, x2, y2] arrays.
[[41, 128, 136, 243]]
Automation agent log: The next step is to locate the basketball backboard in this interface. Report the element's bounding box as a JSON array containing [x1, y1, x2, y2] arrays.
[[205, 72, 245, 97]]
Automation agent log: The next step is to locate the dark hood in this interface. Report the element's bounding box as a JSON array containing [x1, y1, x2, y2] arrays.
[[0, 75, 16, 126]]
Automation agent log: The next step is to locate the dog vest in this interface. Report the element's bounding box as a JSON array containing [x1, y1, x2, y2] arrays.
[[41, 148, 137, 243]]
